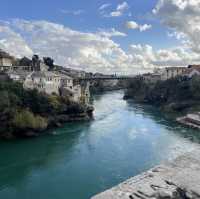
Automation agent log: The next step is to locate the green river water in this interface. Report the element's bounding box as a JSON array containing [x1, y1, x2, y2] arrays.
[[0, 90, 200, 199]]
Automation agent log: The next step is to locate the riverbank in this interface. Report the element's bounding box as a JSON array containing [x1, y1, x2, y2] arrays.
[[0, 79, 93, 139], [124, 76, 200, 120], [91, 149, 200, 199]]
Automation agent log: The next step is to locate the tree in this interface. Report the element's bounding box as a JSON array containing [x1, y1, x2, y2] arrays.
[[43, 57, 54, 70], [19, 57, 32, 66], [32, 54, 40, 71]]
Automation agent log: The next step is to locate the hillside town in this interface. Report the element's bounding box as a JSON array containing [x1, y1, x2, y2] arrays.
[[141, 65, 200, 84], [0, 49, 91, 105], [2, 48, 200, 107]]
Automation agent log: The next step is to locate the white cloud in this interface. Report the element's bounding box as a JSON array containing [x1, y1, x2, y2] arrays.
[[99, 3, 111, 10], [107, 2, 129, 17], [126, 21, 139, 29], [139, 24, 152, 32], [117, 2, 129, 11], [126, 21, 152, 32], [110, 11, 122, 17], [1, 19, 132, 73], [129, 44, 200, 68], [0, 24, 33, 57], [1, 19, 200, 75], [97, 28, 127, 38], [61, 9, 85, 16], [153, 0, 200, 53]]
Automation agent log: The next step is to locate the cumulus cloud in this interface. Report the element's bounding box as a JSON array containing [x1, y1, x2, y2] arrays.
[[153, 0, 200, 53], [1, 19, 200, 74], [0, 19, 133, 73], [129, 44, 200, 68], [126, 21, 152, 32], [0, 24, 33, 57], [126, 21, 138, 29]]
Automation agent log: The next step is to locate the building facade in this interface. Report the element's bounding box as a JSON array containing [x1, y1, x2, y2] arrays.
[[24, 71, 61, 95], [155, 67, 187, 80], [0, 50, 14, 70]]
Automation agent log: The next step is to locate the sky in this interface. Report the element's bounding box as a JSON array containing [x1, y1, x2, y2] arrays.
[[0, 0, 200, 74]]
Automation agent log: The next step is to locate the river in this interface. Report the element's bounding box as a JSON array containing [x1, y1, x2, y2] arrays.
[[0, 90, 200, 199]]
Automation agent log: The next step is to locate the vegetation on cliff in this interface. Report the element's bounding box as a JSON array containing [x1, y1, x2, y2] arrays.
[[90, 79, 128, 94], [0, 79, 92, 139], [124, 76, 200, 113]]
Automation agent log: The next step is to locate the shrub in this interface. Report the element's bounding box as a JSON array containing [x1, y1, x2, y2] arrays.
[[13, 110, 47, 131]]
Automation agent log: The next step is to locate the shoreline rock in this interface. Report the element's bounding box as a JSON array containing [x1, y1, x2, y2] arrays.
[[91, 150, 200, 199]]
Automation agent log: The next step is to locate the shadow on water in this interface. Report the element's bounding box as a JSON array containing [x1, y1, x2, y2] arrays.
[[0, 121, 92, 191]]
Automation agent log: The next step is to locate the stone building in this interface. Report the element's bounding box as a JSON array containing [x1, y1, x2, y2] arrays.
[[24, 71, 61, 95], [59, 73, 90, 104], [0, 50, 14, 71], [154, 67, 187, 80], [7, 71, 31, 83]]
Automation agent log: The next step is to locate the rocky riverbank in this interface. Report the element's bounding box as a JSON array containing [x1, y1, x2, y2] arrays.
[[0, 79, 94, 139], [124, 76, 200, 119], [92, 149, 200, 199]]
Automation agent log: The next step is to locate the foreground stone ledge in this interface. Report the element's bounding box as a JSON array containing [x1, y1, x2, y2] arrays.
[[91, 150, 200, 199]]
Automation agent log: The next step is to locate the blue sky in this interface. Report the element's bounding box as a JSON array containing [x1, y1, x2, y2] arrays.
[[0, 0, 199, 74], [0, 0, 177, 49]]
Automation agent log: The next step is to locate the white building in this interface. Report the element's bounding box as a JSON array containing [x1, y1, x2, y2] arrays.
[[59, 73, 83, 103], [24, 71, 61, 95], [7, 71, 31, 83], [0, 50, 13, 70], [59, 73, 90, 104], [156, 67, 187, 80]]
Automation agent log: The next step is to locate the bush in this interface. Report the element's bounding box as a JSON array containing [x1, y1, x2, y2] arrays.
[[13, 110, 47, 131], [125, 75, 200, 112]]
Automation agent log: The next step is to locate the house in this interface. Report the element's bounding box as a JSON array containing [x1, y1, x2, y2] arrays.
[[7, 71, 31, 83], [156, 67, 187, 80], [0, 50, 14, 71], [59, 73, 75, 100], [182, 65, 200, 78], [24, 71, 61, 95], [58, 72, 90, 104], [60, 74, 74, 89]]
